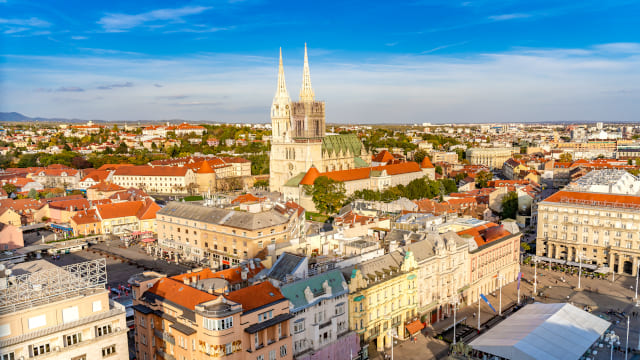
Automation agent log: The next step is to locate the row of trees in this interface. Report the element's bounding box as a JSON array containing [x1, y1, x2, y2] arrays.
[[304, 176, 459, 215]]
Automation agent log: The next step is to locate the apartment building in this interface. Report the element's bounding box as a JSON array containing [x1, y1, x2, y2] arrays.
[[461, 221, 521, 304], [154, 201, 305, 267], [466, 147, 518, 169], [404, 231, 469, 323], [0, 259, 128, 360], [537, 190, 640, 276], [95, 199, 161, 235], [344, 250, 419, 351], [112, 166, 196, 194], [132, 273, 292, 360], [280, 270, 359, 359], [429, 151, 458, 164]]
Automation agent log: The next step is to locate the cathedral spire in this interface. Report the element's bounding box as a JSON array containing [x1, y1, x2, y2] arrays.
[[275, 47, 289, 100], [299, 43, 315, 102]]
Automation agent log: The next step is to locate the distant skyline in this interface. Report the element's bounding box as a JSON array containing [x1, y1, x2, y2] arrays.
[[1, 0, 640, 123]]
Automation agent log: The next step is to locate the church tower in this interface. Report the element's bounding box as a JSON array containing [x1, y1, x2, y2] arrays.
[[299, 43, 314, 103], [271, 48, 291, 142]]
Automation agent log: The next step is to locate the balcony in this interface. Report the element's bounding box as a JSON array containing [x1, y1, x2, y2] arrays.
[[156, 349, 176, 360], [319, 321, 332, 329], [154, 329, 175, 345]]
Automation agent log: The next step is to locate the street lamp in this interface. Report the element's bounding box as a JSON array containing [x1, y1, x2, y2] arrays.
[[452, 293, 459, 345], [387, 329, 398, 360], [635, 262, 639, 301], [577, 252, 585, 289], [533, 255, 539, 298], [497, 274, 504, 315], [605, 330, 620, 360]]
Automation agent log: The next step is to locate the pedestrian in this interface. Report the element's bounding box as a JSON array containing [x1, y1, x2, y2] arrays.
[[473, 312, 476, 318]]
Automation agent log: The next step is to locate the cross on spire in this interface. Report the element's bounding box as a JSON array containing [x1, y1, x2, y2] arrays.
[[299, 43, 315, 102]]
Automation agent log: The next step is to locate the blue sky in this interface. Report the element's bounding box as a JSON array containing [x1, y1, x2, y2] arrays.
[[1, 0, 640, 123]]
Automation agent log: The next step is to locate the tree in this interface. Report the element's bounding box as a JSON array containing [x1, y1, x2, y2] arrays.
[[304, 176, 346, 215], [413, 150, 428, 164], [475, 170, 492, 188], [435, 165, 443, 175], [501, 191, 519, 219], [521, 242, 531, 252], [27, 188, 38, 199], [116, 142, 128, 154], [559, 152, 572, 162], [253, 179, 269, 189], [2, 183, 17, 195], [71, 156, 92, 169]]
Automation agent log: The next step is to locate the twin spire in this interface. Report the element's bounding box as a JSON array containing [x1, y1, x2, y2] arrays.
[[275, 43, 315, 103]]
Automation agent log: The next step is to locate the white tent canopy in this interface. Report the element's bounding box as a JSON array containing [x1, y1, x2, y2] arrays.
[[470, 303, 610, 360]]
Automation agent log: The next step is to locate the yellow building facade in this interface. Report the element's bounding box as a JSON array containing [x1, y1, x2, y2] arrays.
[[345, 250, 419, 351]]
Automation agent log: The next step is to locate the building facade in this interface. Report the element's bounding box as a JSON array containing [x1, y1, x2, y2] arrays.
[[466, 147, 518, 169], [0, 259, 128, 360], [344, 250, 419, 351], [279, 270, 359, 360], [132, 272, 293, 360], [112, 166, 196, 194], [155, 201, 305, 267], [536, 190, 640, 276]]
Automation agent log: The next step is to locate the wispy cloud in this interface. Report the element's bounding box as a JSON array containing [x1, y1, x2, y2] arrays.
[[0, 16, 51, 35], [163, 26, 229, 34], [594, 42, 640, 54], [96, 82, 134, 90], [157, 95, 189, 100], [385, 42, 399, 47], [71, 35, 88, 40], [488, 13, 531, 21], [97, 6, 212, 32], [79, 48, 142, 56], [55, 86, 84, 92], [154, 84, 164, 88], [422, 41, 468, 54]]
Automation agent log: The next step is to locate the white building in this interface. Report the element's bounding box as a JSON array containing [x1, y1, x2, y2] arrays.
[[566, 169, 640, 195]]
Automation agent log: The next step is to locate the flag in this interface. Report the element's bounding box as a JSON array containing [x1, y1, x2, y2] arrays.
[[517, 272, 523, 290], [480, 294, 497, 313]]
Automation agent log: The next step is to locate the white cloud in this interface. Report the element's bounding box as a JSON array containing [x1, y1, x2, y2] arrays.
[[488, 13, 532, 21], [0, 17, 50, 27], [71, 36, 88, 40], [594, 42, 640, 54], [97, 6, 212, 32], [3, 42, 640, 123]]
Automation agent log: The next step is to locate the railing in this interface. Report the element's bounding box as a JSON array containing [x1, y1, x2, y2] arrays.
[[319, 321, 332, 329], [156, 349, 176, 360], [154, 329, 175, 345]]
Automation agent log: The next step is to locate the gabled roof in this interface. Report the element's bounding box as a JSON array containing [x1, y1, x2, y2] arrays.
[[457, 222, 512, 247], [80, 170, 111, 183], [71, 209, 101, 225], [372, 150, 394, 163], [231, 193, 266, 205], [89, 181, 125, 191], [147, 277, 216, 310], [420, 156, 434, 169], [225, 281, 286, 313], [543, 190, 640, 209], [267, 252, 307, 282], [196, 160, 215, 174], [299, 162, 421, 185], [171, 262, 265, 285], [299, 166, 321, 186]]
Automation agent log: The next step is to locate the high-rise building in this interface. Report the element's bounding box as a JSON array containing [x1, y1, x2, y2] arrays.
[[0, 259, 129, 360], [269, 45, 371, 193]]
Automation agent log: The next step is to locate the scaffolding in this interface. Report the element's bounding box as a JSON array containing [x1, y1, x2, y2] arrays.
[[0, 258, 107, 315]]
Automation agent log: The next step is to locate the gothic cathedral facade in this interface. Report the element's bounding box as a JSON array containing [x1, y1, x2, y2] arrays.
[[269, 45, 372, 193]]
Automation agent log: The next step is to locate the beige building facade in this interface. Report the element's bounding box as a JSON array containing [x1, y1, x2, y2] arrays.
[[0, 259, 128, 360], [537, 190, 640, 276], [466, 147, 518, 169]]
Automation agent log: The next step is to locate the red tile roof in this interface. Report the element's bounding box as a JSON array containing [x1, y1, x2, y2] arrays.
[[89, 181, 125, 191], [95, 199, 159, 220], [543, 191, 640, 209], [225, 281, 286, 313], [148, 277, 217, 310], [299, 162, 422, 186], [420, 156, 434, 169], [457, 222, 511, 247], [171, 263, 265, 286], [372, 150, 394, 164], [48, 198, 91, 211], [97, 164, 134, 171], [231, 193, 266, 205], [113, 165, 191, 177], [195, 160, 215, 174], [71, 209, 101, 225], [81, 170, 111, 183]]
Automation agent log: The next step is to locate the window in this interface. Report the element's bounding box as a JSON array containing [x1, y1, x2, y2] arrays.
[[32, 343, 51, 356], [139, 316, 146, 327], [277, 323, 282, 338], [64, 332, 82, 347], [102, 345, 116, 357], [226, 343, 233, 355], [254, 333, 260, 348], [203, 316, 233, 331], [335, 303, 345, 316], [293, 320, 305, 333], [258, 241, 263, 249], [2, 352, 15, 360], [257, 356, 264, 360], [258, 310, 273, 322], [280, 344, 288, 357], [269, 350, 276, 360], [96, 324, 112, 337]]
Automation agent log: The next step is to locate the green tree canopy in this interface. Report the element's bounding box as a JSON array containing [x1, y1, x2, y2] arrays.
[[304, 176, 346, 215], [501, 191, 519, 220], [2, 183, 17, 195], [475, 170, 492, 188]]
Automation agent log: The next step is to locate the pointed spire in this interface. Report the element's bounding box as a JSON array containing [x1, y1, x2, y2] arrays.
[[299, 43, 315, 102], [275, 47, 289, 100]]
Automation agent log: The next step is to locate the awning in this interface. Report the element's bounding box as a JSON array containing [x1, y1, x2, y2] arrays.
[[141, 238, 156, 243], [565, 261, 597, 270], [405, 320, 424, 336], [50, 223, 73, 231], [536, 256, 565, 264]]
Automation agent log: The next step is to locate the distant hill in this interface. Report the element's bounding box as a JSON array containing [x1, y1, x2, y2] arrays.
[[0, 112, 97, 123]]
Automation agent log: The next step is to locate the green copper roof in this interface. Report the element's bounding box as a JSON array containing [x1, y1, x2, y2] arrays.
[[280, 270, 348, 311], [284, 172, 306, 187], [354, 156, 369, 168], [322, 134, 363, 156]]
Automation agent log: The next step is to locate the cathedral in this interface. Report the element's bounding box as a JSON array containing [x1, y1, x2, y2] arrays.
[[269, 45, 372, 193]]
